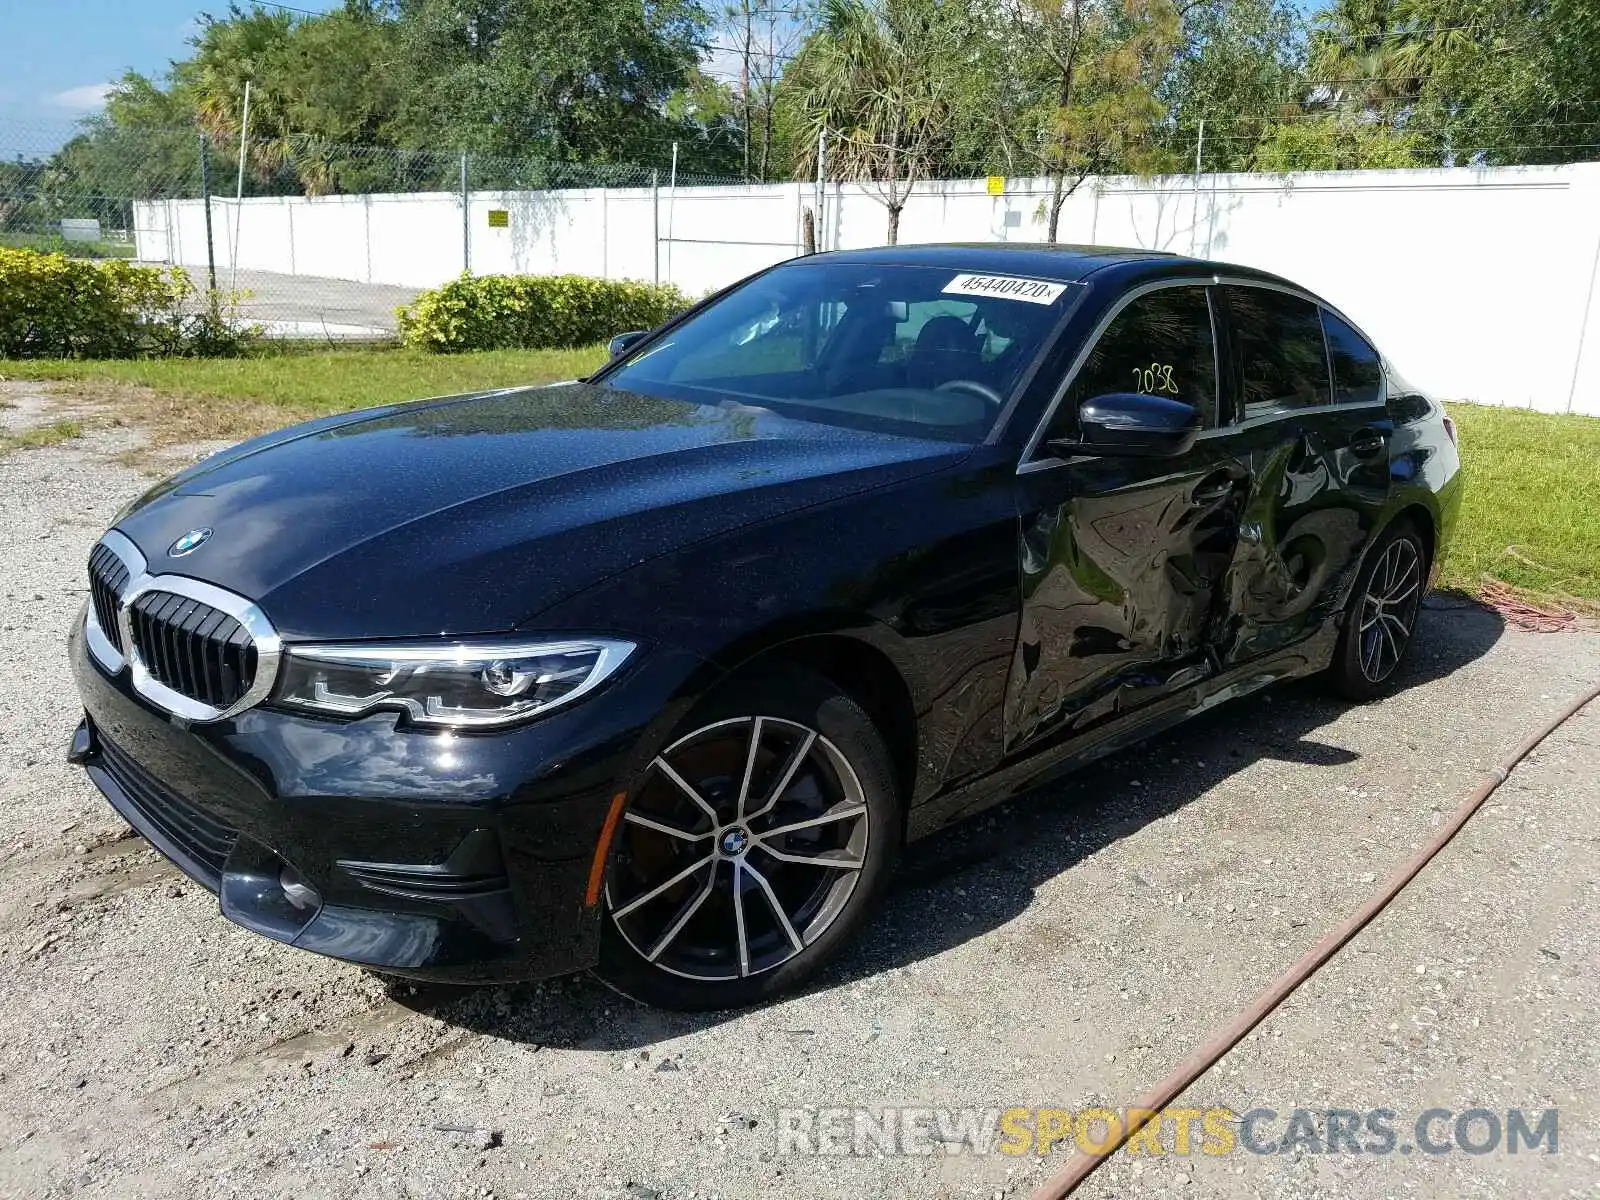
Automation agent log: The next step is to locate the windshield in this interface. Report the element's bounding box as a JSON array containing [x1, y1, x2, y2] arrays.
[[602, 261, 1079, 443]]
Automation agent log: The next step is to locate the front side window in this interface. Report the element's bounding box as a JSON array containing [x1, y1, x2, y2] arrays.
[[605, 262, 1077, 443], [1049, 285, 1218, 439], [1222, 286, 1331, 415], [1322, 309, 1383, 405]]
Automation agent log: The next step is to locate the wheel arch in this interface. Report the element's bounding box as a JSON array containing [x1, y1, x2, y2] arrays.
[[1389, 500, 1437, 572], [709, 618, 921, 824], [1326, 495, 1440, 631]]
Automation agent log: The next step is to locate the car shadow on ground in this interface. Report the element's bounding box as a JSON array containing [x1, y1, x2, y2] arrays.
[[393, 599, 1506, 1050]]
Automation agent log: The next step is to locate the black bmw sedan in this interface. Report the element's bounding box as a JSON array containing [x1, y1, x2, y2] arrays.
[[68, 244, 1462, 1009]]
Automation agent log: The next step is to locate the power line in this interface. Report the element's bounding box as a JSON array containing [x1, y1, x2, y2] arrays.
[[225, 0, 331, 16], [1196, 114, 1600, 131], [1201, 137, 1600, 155], [691, 39, 800, 62], [1307, 22, 1524, 41]]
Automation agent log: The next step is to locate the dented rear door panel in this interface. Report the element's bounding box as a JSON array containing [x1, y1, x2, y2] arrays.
[[1006, 442, 1249, 753]]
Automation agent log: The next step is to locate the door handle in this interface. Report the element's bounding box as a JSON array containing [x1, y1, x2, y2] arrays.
[[1189, 473, 1238, 507], [1349, 427, 1388, 459]]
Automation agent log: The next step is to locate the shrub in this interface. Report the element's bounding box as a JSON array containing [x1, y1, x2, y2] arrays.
[[398, 273, 689, 353], [0, 248, 254, 359]]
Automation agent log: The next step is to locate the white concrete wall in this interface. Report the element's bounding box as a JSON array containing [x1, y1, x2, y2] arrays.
[[135, 163, 1600, 414]]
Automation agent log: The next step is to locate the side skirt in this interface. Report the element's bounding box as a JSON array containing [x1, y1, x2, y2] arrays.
[[905, 625, 1338, 840]]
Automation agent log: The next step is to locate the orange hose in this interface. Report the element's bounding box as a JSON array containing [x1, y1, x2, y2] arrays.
[[1029, 679, 1600, 1200], [1478, 579, 1581, 633]]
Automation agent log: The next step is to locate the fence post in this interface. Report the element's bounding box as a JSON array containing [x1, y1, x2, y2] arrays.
[[1190, 118, 1204, 257], [199, 133, 217, 293], [232, 78, 251, 293], [815, 127, 827, 251], [666, 143, 678, 284], [1567, 214, 1600, 413], [652, 169, 660, 285], [460, 152, 470, 274]]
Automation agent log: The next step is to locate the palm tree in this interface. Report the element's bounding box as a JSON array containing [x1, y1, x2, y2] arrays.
[[783, 0, 969, 244]]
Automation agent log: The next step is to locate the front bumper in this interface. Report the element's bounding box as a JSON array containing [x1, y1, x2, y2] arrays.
[[68, 616, 708, 983]]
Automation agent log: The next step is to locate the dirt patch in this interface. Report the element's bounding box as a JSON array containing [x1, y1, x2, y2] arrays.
[[7, 378, 281, 472]]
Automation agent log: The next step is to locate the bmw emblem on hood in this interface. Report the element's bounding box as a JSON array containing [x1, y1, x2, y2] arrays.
[[167, 527, 213, 557]]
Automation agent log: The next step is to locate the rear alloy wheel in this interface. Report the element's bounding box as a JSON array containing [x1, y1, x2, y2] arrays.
[[1328, 521, 1427, 700], [595, 667, 898, 1009]]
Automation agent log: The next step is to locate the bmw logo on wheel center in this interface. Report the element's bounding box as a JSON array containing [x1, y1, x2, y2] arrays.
[[167, 528, 212, 557]]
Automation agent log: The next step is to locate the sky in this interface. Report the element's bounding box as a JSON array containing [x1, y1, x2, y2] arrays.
[[1, 0, 343, 157], [1, 0, 759, 159]]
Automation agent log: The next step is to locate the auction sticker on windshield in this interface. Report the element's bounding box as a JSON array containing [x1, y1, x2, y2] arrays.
[[942, 273, 1069, 305]]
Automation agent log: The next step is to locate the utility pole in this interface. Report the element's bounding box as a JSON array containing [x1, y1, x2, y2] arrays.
[[651, 169, 660, 285], [666, 143, 678, 283], [815, 127, 828, 253], [199, 133, 217, 293], [231, 79, 251, 292], [460, 152, 470, 274], [1190, 119, 1205, 257], [740, 0, 753, 181]]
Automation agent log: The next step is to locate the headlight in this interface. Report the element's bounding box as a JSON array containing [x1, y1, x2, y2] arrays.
[[272, 637, 635, 728]]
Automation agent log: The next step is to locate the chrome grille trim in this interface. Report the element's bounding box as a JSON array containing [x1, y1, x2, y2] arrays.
[[87, 543, 130, 654], [84, 530, 146, 675], [82, 533, 282, 723]]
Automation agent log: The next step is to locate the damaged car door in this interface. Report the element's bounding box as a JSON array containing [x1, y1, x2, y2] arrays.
[[1008, 280, 1249, 752], [1211, 283, 1394, 665]]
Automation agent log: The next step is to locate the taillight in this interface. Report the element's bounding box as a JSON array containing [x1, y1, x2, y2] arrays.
[[1442, 414, 1458, 446]]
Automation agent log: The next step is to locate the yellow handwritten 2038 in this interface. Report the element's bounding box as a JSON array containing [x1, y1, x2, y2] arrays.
[[1132, 362, 1179, 395]]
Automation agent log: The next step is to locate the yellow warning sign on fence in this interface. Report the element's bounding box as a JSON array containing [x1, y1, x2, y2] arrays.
[[487, 209, 509, 228], [986, 176, 1006, 196]]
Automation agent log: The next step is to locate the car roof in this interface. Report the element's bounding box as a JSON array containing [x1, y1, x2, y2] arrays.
[[804, 242, 1298, 290]]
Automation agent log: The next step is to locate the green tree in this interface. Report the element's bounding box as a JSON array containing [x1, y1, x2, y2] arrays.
[[1250, 114, 1423, 169], [1402, 0, 1600, 165], [1302, 0, 1600, 166], [40, 0, 736, 196], [1157, 0, 1305, 172], [15, 73, 208, 243], [993, 0, 1183, 241], [782, 0, 977, 243], [720, 1, 816, 180], [391, 0, 711, 166]]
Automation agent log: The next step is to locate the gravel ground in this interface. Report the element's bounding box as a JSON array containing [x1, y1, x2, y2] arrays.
[[1, 380, 1596, 1200]]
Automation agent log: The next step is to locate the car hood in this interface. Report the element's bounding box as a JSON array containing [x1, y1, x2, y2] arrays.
[[113, 382, 969, 639]]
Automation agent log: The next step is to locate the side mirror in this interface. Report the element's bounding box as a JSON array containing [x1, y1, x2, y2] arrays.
[[607, 330, 649, 358], [1047, 392, 1202, 459]]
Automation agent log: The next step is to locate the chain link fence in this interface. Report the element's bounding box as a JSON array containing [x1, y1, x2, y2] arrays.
[[2, 121, 757, 339]]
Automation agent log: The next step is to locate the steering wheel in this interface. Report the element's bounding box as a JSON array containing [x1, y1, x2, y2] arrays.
[[935, 379, 1005, 409]]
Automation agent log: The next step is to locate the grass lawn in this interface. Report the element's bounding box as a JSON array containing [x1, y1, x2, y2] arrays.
[[1, 345, 608, 420], [0, 344, 610, 447], [2, 347, 1597, 604], [1442, 401, 1600, 605], [0, 231, 136, 259]]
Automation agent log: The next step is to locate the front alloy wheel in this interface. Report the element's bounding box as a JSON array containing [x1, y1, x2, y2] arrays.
[[595, 667, 898, 1009]]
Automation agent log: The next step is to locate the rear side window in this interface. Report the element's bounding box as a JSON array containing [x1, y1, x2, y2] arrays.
[[1055, 285, 1218, 433], [1222, 286, 1331, 415], [1322, 309, 1383, 405]]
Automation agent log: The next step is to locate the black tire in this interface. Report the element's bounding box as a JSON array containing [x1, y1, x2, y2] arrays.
[[593, 664, 900, 1010], [1326, 519, 1429, 701]]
